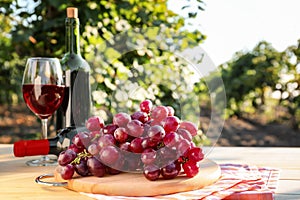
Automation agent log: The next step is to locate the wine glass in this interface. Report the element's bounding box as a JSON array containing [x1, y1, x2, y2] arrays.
[[22, 57, 65, 166]]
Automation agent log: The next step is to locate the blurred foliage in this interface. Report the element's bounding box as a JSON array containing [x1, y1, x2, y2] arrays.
[[221, 41, 283, 115], [0, 0, 207, 127], [202, 41, 300, 129]]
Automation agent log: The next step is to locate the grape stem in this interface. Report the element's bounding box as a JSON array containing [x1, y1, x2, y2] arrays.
[[91, 134, 101, 142], [178, 156, 189, 164], [157, 141, 165, 149], [71, 149, 91, 165]]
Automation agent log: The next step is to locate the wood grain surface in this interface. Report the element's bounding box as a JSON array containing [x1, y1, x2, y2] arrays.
[[2, 145, 298, 199]]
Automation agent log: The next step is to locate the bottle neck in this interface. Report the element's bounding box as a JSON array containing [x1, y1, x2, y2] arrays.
[[65, 17, 81, 55]]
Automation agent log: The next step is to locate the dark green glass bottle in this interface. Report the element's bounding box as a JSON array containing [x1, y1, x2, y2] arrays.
[[56, 7, 91, 130]]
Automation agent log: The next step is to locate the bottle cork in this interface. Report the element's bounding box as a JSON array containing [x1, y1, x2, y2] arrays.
[[67, 7, 78, 18]]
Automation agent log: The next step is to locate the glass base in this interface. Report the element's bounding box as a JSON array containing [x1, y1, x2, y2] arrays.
[[26, 155, 57, 166]]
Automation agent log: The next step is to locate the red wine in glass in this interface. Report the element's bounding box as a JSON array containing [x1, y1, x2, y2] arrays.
[[22, 84, 65, 119], [22, 57, 65, 166]]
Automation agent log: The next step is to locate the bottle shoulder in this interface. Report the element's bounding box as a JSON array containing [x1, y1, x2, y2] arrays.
[[62, 53, 90, 71]]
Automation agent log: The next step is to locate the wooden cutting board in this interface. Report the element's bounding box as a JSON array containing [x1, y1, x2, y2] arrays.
[[54, 159, 221, 197]]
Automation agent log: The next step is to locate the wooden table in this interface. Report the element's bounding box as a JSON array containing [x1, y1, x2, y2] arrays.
[[0, 144, 299, 199]]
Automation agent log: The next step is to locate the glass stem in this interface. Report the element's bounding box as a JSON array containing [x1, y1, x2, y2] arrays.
[[41, 118, 49, 162], [41, 118, 48, 140]]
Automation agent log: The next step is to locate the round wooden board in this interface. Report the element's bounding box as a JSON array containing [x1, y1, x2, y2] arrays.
[[54, 159, 221, 197]]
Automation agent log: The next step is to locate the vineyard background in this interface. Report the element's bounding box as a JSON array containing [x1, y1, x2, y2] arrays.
[[0, 0, 299, 146], [1, 103, 299, 146]]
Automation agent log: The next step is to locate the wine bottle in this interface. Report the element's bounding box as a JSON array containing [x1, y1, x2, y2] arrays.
[[14, 127, 84, 157], [56, 7, 91, 130]]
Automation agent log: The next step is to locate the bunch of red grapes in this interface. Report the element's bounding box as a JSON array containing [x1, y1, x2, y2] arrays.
[[58, 100, 204, 181]]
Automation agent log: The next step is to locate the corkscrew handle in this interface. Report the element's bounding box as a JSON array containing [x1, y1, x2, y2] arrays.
[[35, 174, 67, 187]]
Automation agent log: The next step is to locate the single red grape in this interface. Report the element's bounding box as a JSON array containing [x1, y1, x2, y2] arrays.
[[102, 124, 118, 135], [113, 112, 131, 127], [114, 127, 129, 143], [74, 158, 89, 176], [161, 162, 179, 179], [151, 106, 168, 123], [140, 100, 153, 113], [131, 111, 149, 123], [58, 149, 77, 166], [187, 147, 204, 162], [179, 121, 198, 136], [143, 164, 160, 181], [88, 143, 100, 155], [177, 128, 192, 141], [68, 144, 84, 154], [87, 156, 106, 177], [98, 134, 116, 149], [162, 116, 180, 133], [141, 148, 157, 165], [127, 119, 144, 137], [129, 137, 144, 153], [60, 164, 75, 180], [148, 125, 166, 142], [141, 137, 158, 149], [183, 160, 199, 177], [163, 132, 180, 148], [86, 116, 104, 131], [99, 145, 120, 165], [72, 132, 91, 149]]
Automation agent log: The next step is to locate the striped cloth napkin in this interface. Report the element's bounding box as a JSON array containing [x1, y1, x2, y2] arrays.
[[81, 163, 280, 200]]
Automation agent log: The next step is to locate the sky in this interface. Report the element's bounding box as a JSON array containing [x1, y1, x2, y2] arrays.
[[168, 0, 300, 66]]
